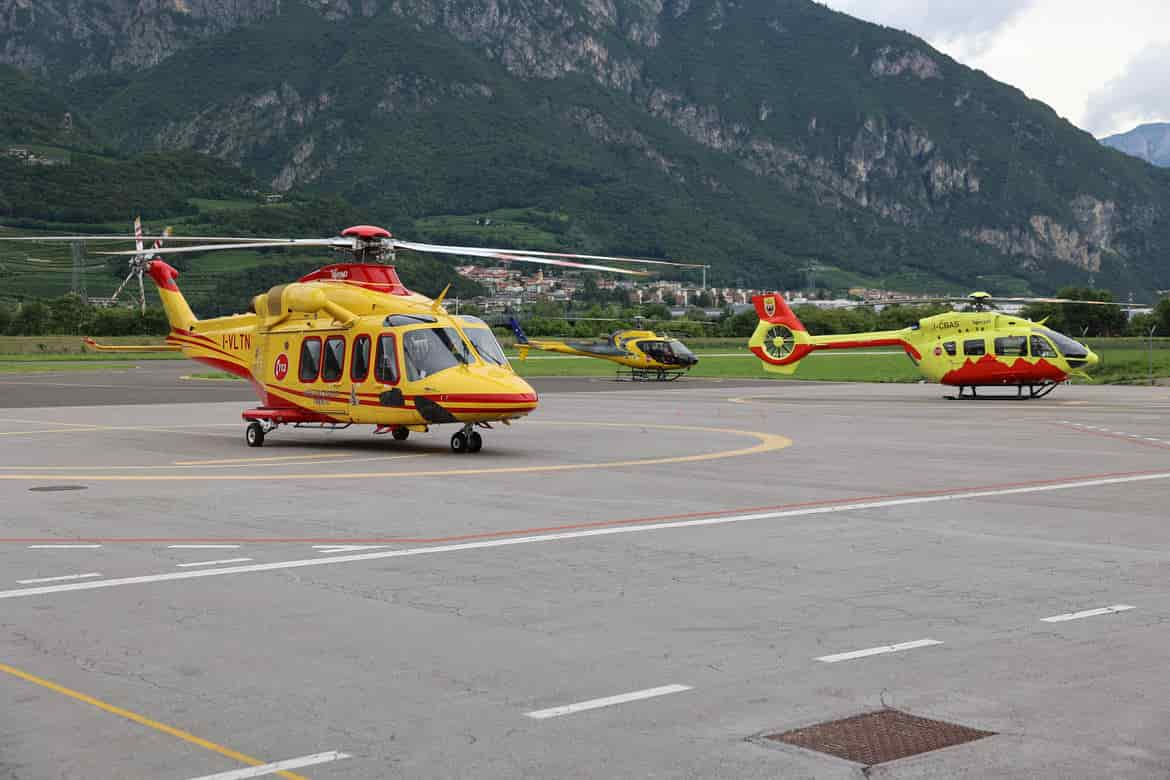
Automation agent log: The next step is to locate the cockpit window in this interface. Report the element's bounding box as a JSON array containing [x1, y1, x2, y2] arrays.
[[402, 327, 473, 381], [1029, 335, 1058, 358], [1037, 327, 1088, 358], [641, 340, 674, 361], [463, 327, 509, 366], [375, 334, 399, 384]]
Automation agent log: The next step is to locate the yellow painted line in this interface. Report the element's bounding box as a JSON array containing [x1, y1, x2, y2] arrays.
[[0, 423, 791, 481], [175, 452, 353, 466], [0, 423, 239, 438], [0, 662, 306, 780]]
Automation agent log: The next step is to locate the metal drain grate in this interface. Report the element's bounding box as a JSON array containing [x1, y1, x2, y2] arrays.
[[766, 709, 993, 766]]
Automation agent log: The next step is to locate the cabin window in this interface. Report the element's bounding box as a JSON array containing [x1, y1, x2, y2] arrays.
[[962, 338, 986, 357], [321, 336, 345, 382], [299, 337, 322, 382], [351, 335, 371, 382], [402, 327, 472, 381], [994, 336, 1027, 357], [375, 333, 399, 384], [942, 341, 956, 356], [1029, 335, 1058, 358]]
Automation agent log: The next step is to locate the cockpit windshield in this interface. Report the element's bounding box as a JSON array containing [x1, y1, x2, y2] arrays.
[[1036, 327, 1089, 358], [402, 327, 473, 381], [670, 340, 696, 361], [459, 320, 510, 367]]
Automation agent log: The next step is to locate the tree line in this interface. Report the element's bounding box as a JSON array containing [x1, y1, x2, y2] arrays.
[[0, 295, 168, 336], [4, 291, 1167, 340]]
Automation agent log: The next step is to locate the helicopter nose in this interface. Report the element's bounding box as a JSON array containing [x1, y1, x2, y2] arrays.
[[1086, 350, 1100, 367]]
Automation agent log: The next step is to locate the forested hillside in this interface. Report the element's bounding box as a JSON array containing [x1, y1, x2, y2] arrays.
[[3, 0, 1170, 299]]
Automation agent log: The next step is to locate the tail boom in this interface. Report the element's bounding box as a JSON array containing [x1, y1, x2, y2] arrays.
[[749, 293, 921, 375]]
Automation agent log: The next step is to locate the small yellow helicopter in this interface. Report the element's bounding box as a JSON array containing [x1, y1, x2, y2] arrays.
[[508, 317, 699, 380], [748, 291, 1125, 398], [1, 225, 677, 451]]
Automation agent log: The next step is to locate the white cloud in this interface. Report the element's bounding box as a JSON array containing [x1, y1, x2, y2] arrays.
[[1083, 43, 1170, 137], [826, 0, 1029, 54], [822, 0, 1170, 137]]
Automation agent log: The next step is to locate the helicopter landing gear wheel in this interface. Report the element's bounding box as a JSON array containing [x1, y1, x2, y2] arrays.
[[245, 421, 265, 447], [467, 430, 483, 453], [391, 427, 409, 441], [450, 431, 468, 453]]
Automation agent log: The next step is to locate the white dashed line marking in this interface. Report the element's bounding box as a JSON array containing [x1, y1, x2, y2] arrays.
[[167, 544, 242, 549], [175, 558, 254, 568], [16, 572, 102, 585], [816, 639, 943, 663], [1041, 604, 1136, 622], [184, 750, 351, 779], [27, 544, 102, 549], [526, 685, 692, 719], [312, 545, 386, 554]]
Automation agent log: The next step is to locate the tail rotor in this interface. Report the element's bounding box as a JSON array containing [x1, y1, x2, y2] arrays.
[[748, 293, 813, 374], [107, 218, 171, 313]]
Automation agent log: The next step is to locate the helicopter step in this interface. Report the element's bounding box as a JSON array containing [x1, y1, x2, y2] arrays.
[[944, 382, 1060, 401], [242, 406, 348, 447]]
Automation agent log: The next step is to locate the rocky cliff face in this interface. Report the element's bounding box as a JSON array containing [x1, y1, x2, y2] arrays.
[[0, 0, 279, 77], [2, 0, 1167, 289]]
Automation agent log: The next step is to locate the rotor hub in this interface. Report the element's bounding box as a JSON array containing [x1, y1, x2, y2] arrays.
[[340, 225, 395, 263]]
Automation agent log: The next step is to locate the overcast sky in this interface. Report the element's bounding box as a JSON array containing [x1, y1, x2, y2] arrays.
[[823, 0, 1170, 138]]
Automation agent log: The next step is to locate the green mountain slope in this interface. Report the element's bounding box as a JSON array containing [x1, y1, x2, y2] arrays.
[[4, 0, 1170, 297], [0, 64, 95, 148]]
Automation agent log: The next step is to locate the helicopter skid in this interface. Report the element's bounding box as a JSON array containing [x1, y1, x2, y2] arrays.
[[615, 368, 688, 382], [944, 383, 1060, 401]]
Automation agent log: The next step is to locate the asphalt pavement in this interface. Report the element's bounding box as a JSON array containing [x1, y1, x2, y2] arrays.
[[1, 372, 1169, 778]]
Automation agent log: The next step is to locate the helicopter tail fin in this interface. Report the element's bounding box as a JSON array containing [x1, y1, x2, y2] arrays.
[[748, 293, 813, 375], [507, 318, 532, 360], [508, 317, 529, 345], [146, 260, 198, 332]]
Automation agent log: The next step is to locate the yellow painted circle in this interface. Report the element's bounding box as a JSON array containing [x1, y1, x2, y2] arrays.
[[0, 421, 792, 481]]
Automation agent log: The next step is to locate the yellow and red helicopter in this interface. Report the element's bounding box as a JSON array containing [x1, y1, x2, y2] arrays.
[[748, 291, 1121, 398], [507, 317, 700, 380], [1, 224, 683, 451]]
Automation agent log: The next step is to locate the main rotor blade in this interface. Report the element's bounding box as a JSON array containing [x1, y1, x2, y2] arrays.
[[489, 248, 702, 268], [97, 239, 340, 256], [991, 296, 1145, 308], [859, 297, 966, 306], [391, 240, 648, 275], [0, 235, 292, 242]]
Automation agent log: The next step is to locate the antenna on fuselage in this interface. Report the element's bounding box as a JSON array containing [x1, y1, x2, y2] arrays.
[[431, 284, 451, 313]]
